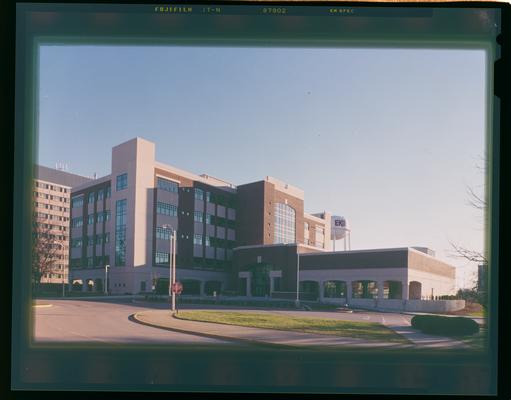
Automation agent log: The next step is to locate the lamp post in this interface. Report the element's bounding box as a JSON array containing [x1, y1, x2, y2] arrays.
[[295, 244, 300, 308], [162, 225, 176, 312], [62, 268, 66, 297], [105, 264, 109, 295]]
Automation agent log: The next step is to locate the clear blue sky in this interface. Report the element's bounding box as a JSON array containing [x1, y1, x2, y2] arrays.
[[37, 45, 487, 289]]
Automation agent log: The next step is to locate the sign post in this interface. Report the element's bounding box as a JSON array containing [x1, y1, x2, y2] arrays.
[[171, 281, 183, 314]]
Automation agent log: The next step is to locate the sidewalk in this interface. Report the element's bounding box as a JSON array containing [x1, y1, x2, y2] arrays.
[[132, 310, 469, 350]]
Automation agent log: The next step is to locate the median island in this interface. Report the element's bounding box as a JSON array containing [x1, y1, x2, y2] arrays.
[[175, 311, 408, 343]]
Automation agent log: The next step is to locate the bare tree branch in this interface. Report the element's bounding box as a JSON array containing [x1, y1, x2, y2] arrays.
[[448, 240, 487, 265]]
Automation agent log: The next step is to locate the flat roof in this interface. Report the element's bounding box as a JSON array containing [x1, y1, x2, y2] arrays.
[[35, 165, 92, 188]]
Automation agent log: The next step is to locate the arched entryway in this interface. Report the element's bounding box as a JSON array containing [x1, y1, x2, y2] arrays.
[[86, 278, 94, 292], [409, 281, 422, 300], [383, 280, 403, 299], [352, 280, 378, 299], [323, 280, 347, 298], [300, 280, 320, 301], [72, 279, 83, 291]]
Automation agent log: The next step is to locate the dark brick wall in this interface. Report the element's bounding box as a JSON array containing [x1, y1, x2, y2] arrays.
[[236, 181, 266, 246]]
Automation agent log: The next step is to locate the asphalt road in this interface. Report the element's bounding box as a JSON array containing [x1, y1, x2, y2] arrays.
[[34, 298, 416, 344], [33, 298, 231, 344]]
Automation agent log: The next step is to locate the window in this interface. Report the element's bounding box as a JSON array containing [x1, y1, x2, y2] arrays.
[[156, 202, 177, 217], [87, 257, 94, 267], [205, 236, 211, 247], [88, 214, 94, 225], [115, 199, 127, 266], [194, 188, 204, 200], [105, 186, 111, 198], [116, 173, 128, 191], [71, 238, 82, 248], [205, 214, 212, 225], [87, 235, 95, 247], [97, 189, 104, 201], [193, 234, 203, 245], [274, 203, 296, 244], [71, 217, 83, 228], [304, 222, 309, 231], [156, 226, 172, 240], [97, 213, 104, 223], [71, 195, 83, 208], [157, 177, 178, 193], [206, 192, 211, 202], [88, 193, 94, 203], [104, 233, 110, 243], [194, 211, 203, 223], [105, 210, 111, 221], [96, 234, 103, 245], [155, 252, 169, 265]]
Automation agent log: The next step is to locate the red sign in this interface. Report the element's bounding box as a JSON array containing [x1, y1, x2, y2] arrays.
[[171, 281, 183, 295]]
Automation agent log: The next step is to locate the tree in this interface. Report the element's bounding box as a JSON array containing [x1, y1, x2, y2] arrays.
[[32, 217, 65, 291], [449, 158, 488, 308]]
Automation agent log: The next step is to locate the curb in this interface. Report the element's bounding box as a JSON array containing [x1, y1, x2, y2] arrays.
[[129, 312, 294, 350], [130, 312, 415, 350]]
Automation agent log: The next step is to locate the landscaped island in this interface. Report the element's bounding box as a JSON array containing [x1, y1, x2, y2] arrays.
[[175, 311, 409, 343]]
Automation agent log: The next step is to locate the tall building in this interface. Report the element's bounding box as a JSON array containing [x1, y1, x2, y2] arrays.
[[68, 138, 331, 294], [68, 137, 457, 311], [33, 165, 91, 284]]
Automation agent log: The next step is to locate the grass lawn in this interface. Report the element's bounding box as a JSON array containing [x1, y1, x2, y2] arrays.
[[176, 311, 410, 343]]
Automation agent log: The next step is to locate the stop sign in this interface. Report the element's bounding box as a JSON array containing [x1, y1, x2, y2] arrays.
[[171, 281, 183, 294]]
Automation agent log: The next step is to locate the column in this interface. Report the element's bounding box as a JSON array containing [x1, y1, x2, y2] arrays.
[[319, 281, 324, 302], [378, 281, 384, 300], [199, 281, 205, 296], [346, 281, 352, 304], [269, 277, 274, 295], [246, 276, 251, 297], [402, 280, 409, 300]]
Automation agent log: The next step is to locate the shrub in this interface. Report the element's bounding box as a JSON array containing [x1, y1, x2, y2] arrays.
[[411, 315, 479, 336]]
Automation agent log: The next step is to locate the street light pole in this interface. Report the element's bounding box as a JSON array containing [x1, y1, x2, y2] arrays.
[[295, 244, 300, 308], [162, 225, 176, 312], [105, 264, 109, 295]]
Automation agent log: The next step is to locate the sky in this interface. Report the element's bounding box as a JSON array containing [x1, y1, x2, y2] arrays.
[[37, 45, 488, 289]]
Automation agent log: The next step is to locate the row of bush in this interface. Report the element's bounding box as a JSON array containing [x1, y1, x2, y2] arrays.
[[411, 315, 479, 336]]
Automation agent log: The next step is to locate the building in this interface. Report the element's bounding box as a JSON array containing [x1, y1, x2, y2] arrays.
[[33, 165, 91, 284], [68, 137, 459, 311]]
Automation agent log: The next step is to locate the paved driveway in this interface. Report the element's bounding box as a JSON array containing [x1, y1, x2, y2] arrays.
[[33, 299, 230, 344]]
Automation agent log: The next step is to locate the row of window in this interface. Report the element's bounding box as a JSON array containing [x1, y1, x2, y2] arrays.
[[35, 222, 67, 232], [34, 191, 69, 203], [42, 273, 64, 279], [34, 212, 69, 222], [156, 203, 235, 228], [157, 177, 178, 193], [34, 202, 68, 212], [34, 233, 67, 240], [155, 249, 233, 265], [72, 212, 111, 228], [193, 234, 236, 248], [72, 187, 112, 208], [195, 188, 236, 208], [71, 233, 110, 248], [303, 222, 325, 234], [70, 256, 110, 268], [156, 201, 178, 216], [35, 182, 69, 193]]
